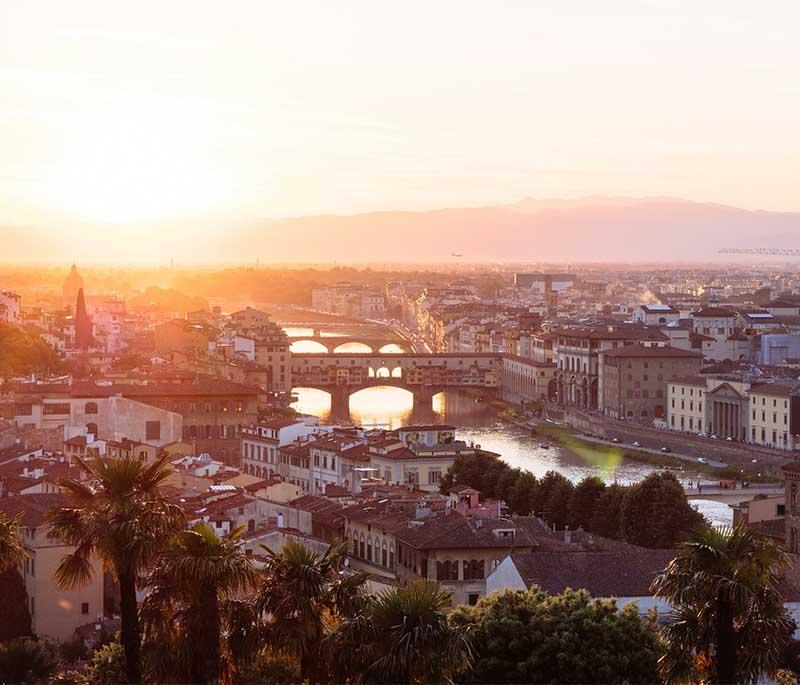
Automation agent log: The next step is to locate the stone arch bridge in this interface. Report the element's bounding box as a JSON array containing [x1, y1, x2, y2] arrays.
[[290, 352, 500, 418], [288, 335, 410, 354]]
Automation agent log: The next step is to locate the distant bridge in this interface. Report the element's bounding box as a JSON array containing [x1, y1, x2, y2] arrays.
[[685, 484, 783, 505], [290, 352, 500, 418], [288, 335, 409, 354]]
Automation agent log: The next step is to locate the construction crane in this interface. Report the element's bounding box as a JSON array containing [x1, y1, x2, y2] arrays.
[[719, 248, 800, 256]]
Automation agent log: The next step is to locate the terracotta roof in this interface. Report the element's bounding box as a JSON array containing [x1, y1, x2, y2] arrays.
[[600, 344, 703, 359], [369, 446, 421, 461], [259, 418, 307, 429], [69, 379, 263, 398], [394, 514, 554, 550], [558, 326, 668, 342], [692, 307, 737, 317], [0, 475, 44, 494], [508, 543, 676, 597], [0, 493, 71, 527], [669, 376, 708, 387], [749, 383, 795, 397]]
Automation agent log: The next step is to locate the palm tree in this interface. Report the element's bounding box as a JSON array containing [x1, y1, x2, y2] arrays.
[[0, 511, 27, 573], [141, 522, 259, 685], [47, 454, 184, 684], [0, 638, 59, 684], [254, 539, 369, 682], [651, 524, 793, 684], [328, 579, 473, 684]]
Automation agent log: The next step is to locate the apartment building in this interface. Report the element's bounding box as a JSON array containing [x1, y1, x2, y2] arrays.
[[555, 325, 668, 409], [0, 494, 104, 641], [667, 376, 800, 450], [598, 345, 703, 421], [241, 416, 323, 478]]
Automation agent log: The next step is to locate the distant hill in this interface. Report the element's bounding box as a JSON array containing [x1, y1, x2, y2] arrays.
[[2, 197, 799, 262], [212, 196, 800, 263]]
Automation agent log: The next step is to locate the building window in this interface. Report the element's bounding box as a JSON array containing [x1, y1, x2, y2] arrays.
[[436, 560, 459, 581], [463, 559, 484, 580], [85, 402, 98, 415], [81, 602, 89, 615], [145, 421, 161, 441]]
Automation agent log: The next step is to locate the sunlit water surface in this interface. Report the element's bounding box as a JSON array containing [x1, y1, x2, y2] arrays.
[[290, 386, 731, 526]]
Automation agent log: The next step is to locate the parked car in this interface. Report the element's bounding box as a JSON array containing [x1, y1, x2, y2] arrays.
[[660, 446, 671, 453], [632, 441, 641, 448], [611, 437, 621, 443], [697, 457, 707, 464]]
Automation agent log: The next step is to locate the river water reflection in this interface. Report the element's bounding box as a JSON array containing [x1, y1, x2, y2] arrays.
[[291, 387, 732, 526]]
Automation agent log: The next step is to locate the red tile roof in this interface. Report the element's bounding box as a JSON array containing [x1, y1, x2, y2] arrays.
[[600, 344, 702, 359], [0, 493, 71, 527]]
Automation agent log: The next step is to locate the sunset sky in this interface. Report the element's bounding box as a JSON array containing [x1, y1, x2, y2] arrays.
[[2, 0, 799, 231]]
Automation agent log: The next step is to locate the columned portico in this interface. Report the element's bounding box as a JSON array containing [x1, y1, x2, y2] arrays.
[[709, 398, 744, 440], [704, 381, 747, 441]]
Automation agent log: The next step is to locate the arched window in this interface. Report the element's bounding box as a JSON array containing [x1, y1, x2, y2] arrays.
[[85, 402, 98, 415], [436, 560, 458, 581], [792, 483, 798, 513], [463, 559, 485, 580], [86, 422, 98, 436]]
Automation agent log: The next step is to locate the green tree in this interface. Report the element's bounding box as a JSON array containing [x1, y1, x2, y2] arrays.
[[141, 522, 259, 685], [233, 648, 302, 685], [440, 453, 507, 497], [589, 482, 625, 539], [0, 567, 32, 641], [254, 540, 369, 682], [534, 471, 574, 528], [329, 580, 473, 684], [450, 588, 661, 684], [0, 322, 62, 379], [0, 510, 27, 572], [0, 638, 60, 684], [494, 467, 521, 503], [507, 471, 538, 516], [567, 476, 606, 530], [47, 455, 184, 684], [620, 471, 704, 547], [652, 525, 793, 684], [79, 640, 128, 685]]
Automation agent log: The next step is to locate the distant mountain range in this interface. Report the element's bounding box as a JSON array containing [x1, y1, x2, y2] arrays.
[[210, 196, 800, 263], [3, 196, 800, 263]]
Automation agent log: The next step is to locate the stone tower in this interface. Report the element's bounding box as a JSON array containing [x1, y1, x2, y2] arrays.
[[63, 263, 84, 311], [74, 288, 93, 350]]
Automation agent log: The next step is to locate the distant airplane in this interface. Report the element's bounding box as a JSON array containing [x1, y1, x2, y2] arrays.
[[451, 252, 463, 257]]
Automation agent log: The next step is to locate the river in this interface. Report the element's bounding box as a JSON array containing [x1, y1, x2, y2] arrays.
[[289, 384, 733, 527]]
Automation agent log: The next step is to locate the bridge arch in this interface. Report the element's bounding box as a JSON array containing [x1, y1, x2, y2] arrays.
[[289, 339, 330, 354], [333, 341, 375, 354]]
